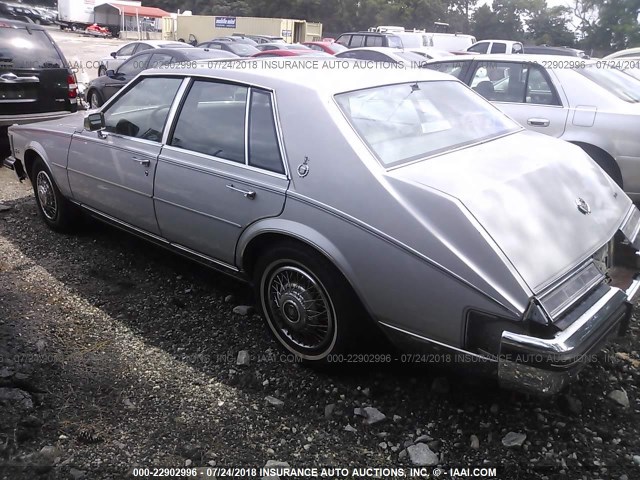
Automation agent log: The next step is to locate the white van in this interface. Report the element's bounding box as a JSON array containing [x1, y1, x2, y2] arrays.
[[396, 31, 433, 48], [429, 33, 476, 52]]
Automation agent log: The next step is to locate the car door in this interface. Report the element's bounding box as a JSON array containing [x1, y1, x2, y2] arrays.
[[467, 60, 569, 137], [102, 52, 152, 100], [67, 76, 184, 234], [155, 80, 289, 266]]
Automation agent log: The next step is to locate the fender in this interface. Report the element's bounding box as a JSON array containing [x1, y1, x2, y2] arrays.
[[24, 138, 74, 198]]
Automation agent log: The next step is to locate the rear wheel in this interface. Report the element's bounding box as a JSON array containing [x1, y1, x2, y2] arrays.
[[88, 90, 102, 109], [31, 158, 78, 232], [254, 243, 363, 363]]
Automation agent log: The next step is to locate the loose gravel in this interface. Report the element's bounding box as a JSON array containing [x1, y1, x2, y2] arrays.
[[0, 167, 639, 479]]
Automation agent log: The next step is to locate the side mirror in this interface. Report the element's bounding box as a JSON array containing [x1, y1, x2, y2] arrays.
[[84, 112, 105, 131], [106, 69, 115, 77], [110, 51, 116, 58]]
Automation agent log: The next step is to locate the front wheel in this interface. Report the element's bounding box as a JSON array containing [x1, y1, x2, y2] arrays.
[[31, 158, 78, 232], [254, 243, 362, 363], [97, 65, 106, 77]]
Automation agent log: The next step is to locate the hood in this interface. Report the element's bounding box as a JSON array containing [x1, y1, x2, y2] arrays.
[[387, 130, 631, 292]]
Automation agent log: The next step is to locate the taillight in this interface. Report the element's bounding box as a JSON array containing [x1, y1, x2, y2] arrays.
[[67, 73, 78, 100]]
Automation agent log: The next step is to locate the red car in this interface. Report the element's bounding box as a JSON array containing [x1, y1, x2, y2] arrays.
[[252, 49, 330, 58], [302, 41, 348, 55]]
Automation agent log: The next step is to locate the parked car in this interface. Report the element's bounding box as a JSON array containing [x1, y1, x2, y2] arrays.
[[302, 41, 348, 55], [5, 60, 640, 395], [97, 41, 194, 76], [429, 32, 476, 52], [5, 4, 49, 24], [405, 47, 452, 59], [425, 54, 640, 196], [251, 50, 330, 58], [255, 43, 312, 52], [335, 31, 403, 49], [0, 19, 77, 152], [197, 40, 259, 57], [522, 45, 589, 58], [234, 34, 285, 44], [86, 48, 237, 108], [604, 47, 640, 60], [467, 40, 523, 54], [211, 35, 258, 45], [336, 47, 427, 66]]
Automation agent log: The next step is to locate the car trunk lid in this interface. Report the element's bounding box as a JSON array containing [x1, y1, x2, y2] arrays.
[[386, 130, 631, 293]]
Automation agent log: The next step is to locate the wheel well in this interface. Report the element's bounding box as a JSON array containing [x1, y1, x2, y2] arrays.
[[242, 233, 325, 279], [571, 142, 622, 188], [23, 149, 42, 182]]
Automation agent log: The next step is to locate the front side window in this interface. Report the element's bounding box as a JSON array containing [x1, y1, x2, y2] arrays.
[[103, 77, 182, 141], [170, 81, 248, 163], [350, 35, 365, 47], [335, 35, 351, 47], [336, 81, 518, 168], [387, 35, 403, 48]]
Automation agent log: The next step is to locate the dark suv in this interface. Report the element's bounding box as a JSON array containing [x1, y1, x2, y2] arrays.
[[0, 20, 77, 151], [335, 32, 403, 48]]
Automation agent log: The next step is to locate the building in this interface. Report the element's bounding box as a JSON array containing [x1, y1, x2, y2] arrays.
[[94, 3, 169, 39], [170, 15, 323, 44]]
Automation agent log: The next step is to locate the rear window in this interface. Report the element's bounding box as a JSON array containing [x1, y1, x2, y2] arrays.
[[336, 81, 518, 167], [0, 27, 65, 69], [576, 66, 640, 103]]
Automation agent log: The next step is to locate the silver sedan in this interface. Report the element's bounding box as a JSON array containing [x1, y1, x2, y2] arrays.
[[4, 59, 640, 395], [426, 54, 640, 200]]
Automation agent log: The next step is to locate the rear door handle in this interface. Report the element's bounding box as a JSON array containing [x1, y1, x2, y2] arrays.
[[132, 156, 150, 167], [226, 184, 256, 199], [527, 118, 550, 127]]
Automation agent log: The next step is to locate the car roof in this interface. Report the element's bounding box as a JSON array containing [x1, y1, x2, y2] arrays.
[[604, 47, 640, 59], [430, 53, 594, 63], [144, 58, 454, 95]]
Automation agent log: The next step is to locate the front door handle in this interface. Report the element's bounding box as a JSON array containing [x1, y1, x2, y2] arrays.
[[527, 118, 550, 127], [132, 156, 150, 167], [226, 184, 256, 199]]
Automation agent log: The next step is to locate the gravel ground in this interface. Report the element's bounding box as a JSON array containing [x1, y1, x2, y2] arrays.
[[0, 166, 639, 480]]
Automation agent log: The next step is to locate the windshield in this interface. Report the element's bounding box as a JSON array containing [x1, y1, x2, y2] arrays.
[[0, 28, 65, 68], [624, 68, 640, 81], [336, 81, 518, 168], [576, 65, 640, 102]]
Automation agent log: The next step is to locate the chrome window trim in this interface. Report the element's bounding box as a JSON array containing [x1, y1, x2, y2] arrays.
[[160, 145, 288, 181], [161, 77, 191, 145], [244, 87, 252, 165]]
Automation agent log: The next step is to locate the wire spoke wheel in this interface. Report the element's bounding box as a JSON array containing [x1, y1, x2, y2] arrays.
[[263, 262, 336, 358], [36, 170, 57, 220]]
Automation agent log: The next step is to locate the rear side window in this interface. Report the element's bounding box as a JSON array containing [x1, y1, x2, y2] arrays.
[[0, 28, 64, 69], [366, 35, 383, 47], [248, 90, 284, 174], [170, 81, 248, 163], [426, 61, 467, 79]]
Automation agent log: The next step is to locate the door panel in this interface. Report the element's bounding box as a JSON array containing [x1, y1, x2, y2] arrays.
[[154, 81, 289, 265], [67, 76, 184, 234]]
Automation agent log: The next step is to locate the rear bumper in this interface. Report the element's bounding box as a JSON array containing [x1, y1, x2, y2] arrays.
[[0, 111, 75, 127], [498, 284, 634, 395]]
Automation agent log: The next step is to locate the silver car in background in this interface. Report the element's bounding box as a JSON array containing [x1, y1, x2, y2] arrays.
[[4, 60, 640, 395], [426, 54, 640, 199]]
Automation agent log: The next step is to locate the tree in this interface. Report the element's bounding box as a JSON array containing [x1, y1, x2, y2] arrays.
[[525, 5, 576, 46]]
